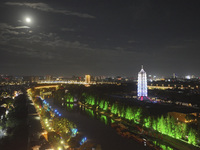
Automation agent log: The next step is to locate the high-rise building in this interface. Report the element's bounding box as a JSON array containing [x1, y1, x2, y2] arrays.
[[45, 75, 52, 81], [85, 75, 91, 83], [137, 65, 148, 97], [173, 73, 176, 79], [31, 76, 39, 83]]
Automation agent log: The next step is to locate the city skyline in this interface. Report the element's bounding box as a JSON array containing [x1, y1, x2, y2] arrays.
[[1, 1, 200, 76]]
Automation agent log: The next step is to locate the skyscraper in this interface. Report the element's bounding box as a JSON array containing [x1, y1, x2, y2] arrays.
[[85, 75, 91, 84], [45, 75, 52, 81], [137, 65, 148, 98]]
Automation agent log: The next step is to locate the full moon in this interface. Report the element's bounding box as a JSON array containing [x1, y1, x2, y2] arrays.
[[25, 18, 31, 23]]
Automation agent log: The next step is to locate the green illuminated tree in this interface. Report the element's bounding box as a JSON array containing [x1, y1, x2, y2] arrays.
[[125, 106, 133, 120], [85, 108, 94, 117], [111, 103, 118, 115], [166, 114, 173, 136], [84, 95, 95, 106], [188, 128, 196, 145], [157, 115, 166, 134], [181, 123, 187, 138], [119, 106, 125, 118], [133, 108, 142, 123], [103, 100, 109, 111], [174, 124, 182, 139], [99, 100, 104, 109], [65, 93, 74, 103], [144, 116, 151, 128], [152, 117, 157, 130]]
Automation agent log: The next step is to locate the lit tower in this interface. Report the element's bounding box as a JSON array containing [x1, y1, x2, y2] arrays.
[[137, 65, 147, 99], [85, 75, 91, 84]]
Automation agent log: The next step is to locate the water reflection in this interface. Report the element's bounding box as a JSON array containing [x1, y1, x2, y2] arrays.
[[65, 102, 175, 150], [85, 107, 94, 118], [66, 103, 74, 110], [99, 115, 108, 125], [153, 141, 174, 150]]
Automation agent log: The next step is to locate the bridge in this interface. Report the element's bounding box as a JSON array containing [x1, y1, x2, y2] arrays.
[[37, 80, 118, 85], [34, 85, 59, 90]]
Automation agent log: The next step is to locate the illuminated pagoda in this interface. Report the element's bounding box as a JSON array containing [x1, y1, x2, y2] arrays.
[[137, 65, 148, 100]]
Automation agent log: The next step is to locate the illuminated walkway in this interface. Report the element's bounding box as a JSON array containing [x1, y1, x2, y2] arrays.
[[27, 95, 43, 150]]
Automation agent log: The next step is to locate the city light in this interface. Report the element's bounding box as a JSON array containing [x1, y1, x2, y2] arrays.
[[57, 147, 62, 150], [25, 74, 200, 150], [80, 137, 87, 145]]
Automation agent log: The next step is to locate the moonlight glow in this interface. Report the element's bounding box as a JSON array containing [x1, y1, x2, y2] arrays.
[[25, 17, 31, 23]]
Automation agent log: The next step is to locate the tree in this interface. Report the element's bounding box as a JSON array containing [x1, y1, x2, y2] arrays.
[[157, 115, 166, 134], [40, 108, 51, 119], [152, 117, 157, 130], [144, 116, 151, 128], [79, 141, 96, 150], [188, 128, 196, 145], [185, 114, 196, 122], [3, 98, 13, 108], [47, 131, 60, 146], [68, 134, 82, 148], [52, 117, 75, 140]]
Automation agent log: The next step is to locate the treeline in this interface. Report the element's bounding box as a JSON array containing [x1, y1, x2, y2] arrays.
[[82, 93, 199, 145], [53, 86, 199, 146], [51, 84, 200, 146], [0, 94, 28, 150], [82, 93, 142, 124]]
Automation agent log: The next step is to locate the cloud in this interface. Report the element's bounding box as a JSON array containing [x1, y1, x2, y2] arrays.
[[115, 47, 124, 51], [128, 40, 138, 43], [15, 26, 30, 29], [5, 2, 95, 19], [0, 23, 16, 30], [167, 45, 186, 49], [61, 28, 75, 32], [0, 23, 20, 36], [0, 23, 29, 38], [0, 23, 30, 30], [0, 21, 150, 75]]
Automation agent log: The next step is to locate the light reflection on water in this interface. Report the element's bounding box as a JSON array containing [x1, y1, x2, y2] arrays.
[[65, 103, 176, 150]]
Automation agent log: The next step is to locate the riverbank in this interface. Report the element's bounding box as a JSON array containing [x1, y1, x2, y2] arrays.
[[78, 101, 200, 150], [45, 98, 150, 150]]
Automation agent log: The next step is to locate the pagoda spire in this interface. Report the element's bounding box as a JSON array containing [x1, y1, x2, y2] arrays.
[[137, 65, 147, 97]]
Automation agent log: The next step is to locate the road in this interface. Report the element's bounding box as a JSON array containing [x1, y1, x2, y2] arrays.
[[27, 95, 43, 150]]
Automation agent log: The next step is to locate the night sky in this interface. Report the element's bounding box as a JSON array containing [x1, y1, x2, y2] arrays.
[[0, 0, 200, 77]]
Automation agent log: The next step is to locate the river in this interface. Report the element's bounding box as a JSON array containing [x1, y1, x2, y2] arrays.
[[45, 98, 151, 150]]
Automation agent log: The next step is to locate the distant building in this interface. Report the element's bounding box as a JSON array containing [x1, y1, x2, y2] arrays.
[[31, 76, 39, 83], [85, 75, 91, 83], [137, 65, 148, 97], [168, 112, 198, 123], [185, 75, 195, 80], [173, 73, 176, 79], [45, 75, 52, 81]]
